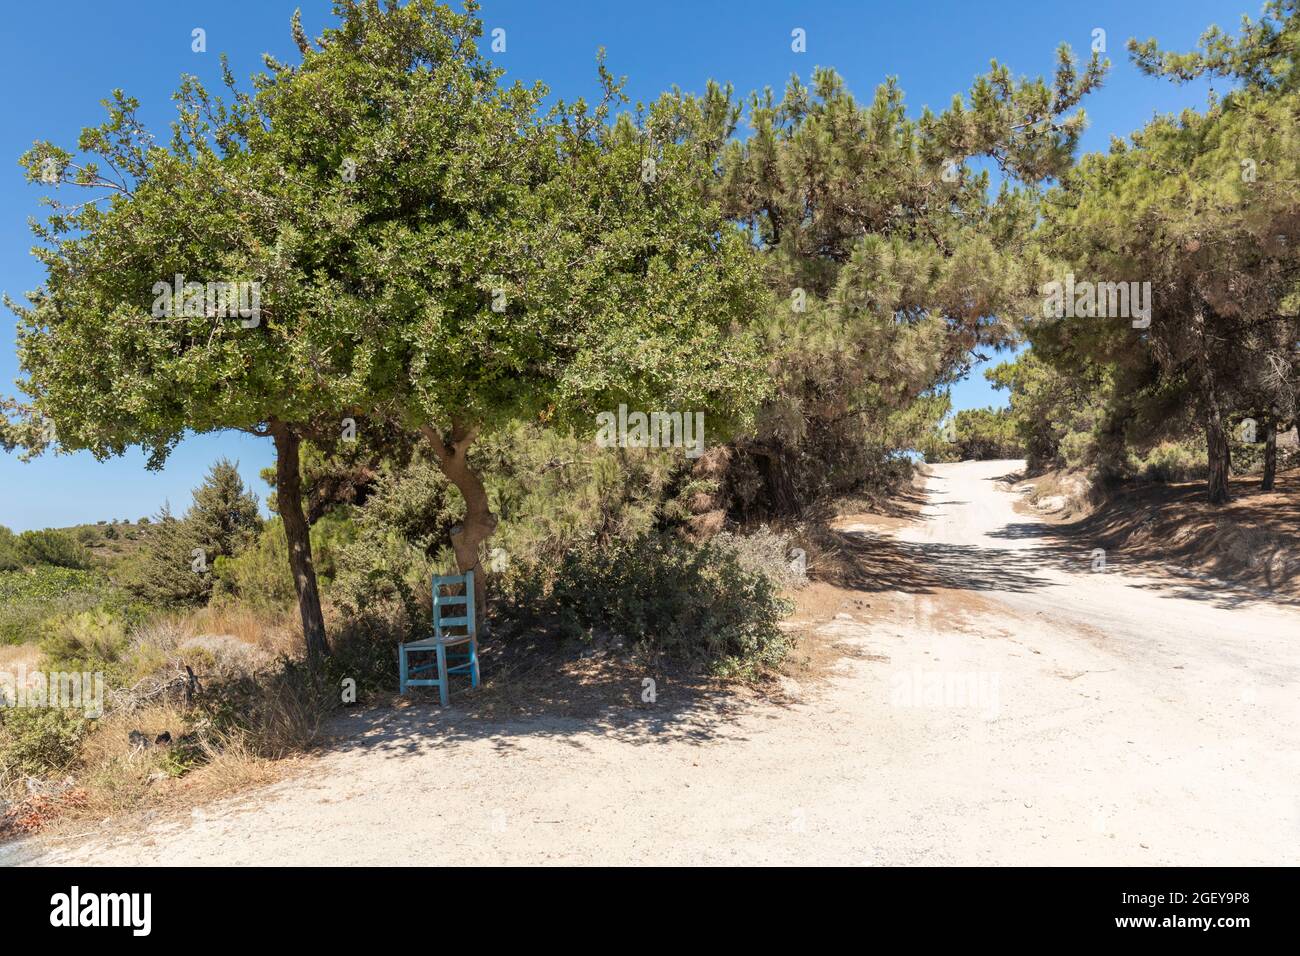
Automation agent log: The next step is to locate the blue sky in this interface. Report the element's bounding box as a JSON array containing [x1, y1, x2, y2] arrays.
[[0, 0, 1243, 530]]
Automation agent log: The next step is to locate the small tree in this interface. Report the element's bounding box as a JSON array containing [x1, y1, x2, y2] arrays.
[[187, 459, 263, 569], [248, 3, 769, 618], [130, 462, 260, 606]]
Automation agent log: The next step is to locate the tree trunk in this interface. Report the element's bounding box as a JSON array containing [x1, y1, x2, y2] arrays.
[[1205, 410, 1231, 504], [1262, 417, 1277, 491], [270, 421, 330, 658], [422, 421, 495, 632], [753, 443, 801, 519], [1192, 304, 1231, 505]]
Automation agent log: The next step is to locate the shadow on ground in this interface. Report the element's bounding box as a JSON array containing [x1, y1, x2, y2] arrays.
[[811, 521, 1060, 595], [320, 632, 795, 761], [993, 467, 1300, 611]]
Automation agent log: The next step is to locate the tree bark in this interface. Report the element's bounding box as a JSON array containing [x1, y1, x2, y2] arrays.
[[270, 421, 330, 658], [1262, 417, 1277, 491], [1192, 304, 1231, 505], [1204, 409, 1231, 504], [422, 421, 495, 632]]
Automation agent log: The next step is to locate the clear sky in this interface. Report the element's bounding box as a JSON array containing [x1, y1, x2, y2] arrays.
[[0, 0, 1242, 530]]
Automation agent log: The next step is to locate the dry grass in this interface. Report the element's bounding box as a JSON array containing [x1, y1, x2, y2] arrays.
[[0, 643, 41, 673], [2, 601, 321, 842], [175, 604, 300, 657], [1013, 468, 1096, 520]]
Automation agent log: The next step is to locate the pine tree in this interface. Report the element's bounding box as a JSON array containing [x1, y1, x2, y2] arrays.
[[187, 459, 262, 564], [1038, 1, 1300, 503], [130, 462, 262, 606]]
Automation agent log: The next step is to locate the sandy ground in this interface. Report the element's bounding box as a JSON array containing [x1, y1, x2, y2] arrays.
[[9, 459, 1299, 865]]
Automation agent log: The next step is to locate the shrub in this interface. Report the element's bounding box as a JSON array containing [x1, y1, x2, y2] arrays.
[[712, 526, 808, 590], [194, 659, 332, 758], [499, 532, 793, 676], [213, 512, 355, 608], [0, 707, 89, 784], [1059, 429, 1095, 471], [38, 609, 128, 679], [1137, 440, 1205, 483], [0, 527, 25, 571], [16, 529, 90, 569], [0, 567, 113, 645]]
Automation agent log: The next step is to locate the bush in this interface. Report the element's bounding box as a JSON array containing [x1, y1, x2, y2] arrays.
[[14, 529, 91, 569], [38, 609, 128, 679], [0, 527, 25, 571], [193, 659, 332, 758], [0, 707, 89, 783], [1136, 440, 1205, 483], [214, 512, 355, 608], [331, 427, 692, 626], [499, 532, 793, 676], [0, 567, 114, 645], [712, 526, 808, 590]]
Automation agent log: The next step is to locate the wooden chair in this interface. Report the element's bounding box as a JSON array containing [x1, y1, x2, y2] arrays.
[[398, 569, 480, 705]]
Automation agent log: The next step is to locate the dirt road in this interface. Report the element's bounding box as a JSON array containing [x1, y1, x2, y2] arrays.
[[14, 460, 1300, 865]]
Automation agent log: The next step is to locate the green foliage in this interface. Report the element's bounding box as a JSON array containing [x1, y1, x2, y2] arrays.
[[987, 350, 1109, 472], [214, 513, 354, 608], [186, 459, 262, 561], [1128, 0, 1299, 92], [0, 566, 112, 645], [675, 48, 1103, 514], [6, 529, 92, 570], [499, 533, 793, 677], [1034, 4, 1300, 501], [0, 707, 88, 781], [125, 506, 209, 608], [329, 425, 695, 621], [38, 609, 128, 677], [128, 461, 262, 607], [1133, 440, 1207, 483], [0, 526, 25, 571], [923, 407, 1024, 463]]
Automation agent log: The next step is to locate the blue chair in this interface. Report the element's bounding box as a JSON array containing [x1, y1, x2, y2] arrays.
[[398, 569, 481, 705]]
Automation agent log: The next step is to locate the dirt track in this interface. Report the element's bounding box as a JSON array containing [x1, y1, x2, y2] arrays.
[[13, 460, 1300, 865]]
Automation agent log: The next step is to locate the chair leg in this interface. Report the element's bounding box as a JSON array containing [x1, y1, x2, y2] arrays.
[[469, 639, 480, 687], [436, 642, 449, 707], [398, 644, 408, 695]]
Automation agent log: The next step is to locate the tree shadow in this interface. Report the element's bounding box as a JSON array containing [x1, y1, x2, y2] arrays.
[[986, 470, 1300, 611], [320, 638, 789, 761], [811, 524, 1056, 594]]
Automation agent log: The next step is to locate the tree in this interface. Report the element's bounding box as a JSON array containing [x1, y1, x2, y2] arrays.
[[129, 462, 261, 606], [187, 458, 263, 570], [130, 504, 208, 607], [246, 3, 769, 620], [665, 50, 1105, 515], [4, 1, 767, 637], [1038, 1, 1300, 503], [987, 349, 1110, 473]]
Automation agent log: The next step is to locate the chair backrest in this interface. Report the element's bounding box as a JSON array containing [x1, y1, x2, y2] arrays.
[[432, 569, 475, 640]]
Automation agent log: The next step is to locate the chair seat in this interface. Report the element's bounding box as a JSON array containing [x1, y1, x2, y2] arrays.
[[403, 632, 472, 650]]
